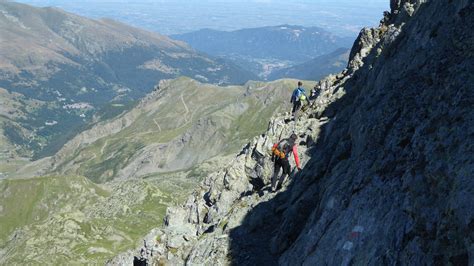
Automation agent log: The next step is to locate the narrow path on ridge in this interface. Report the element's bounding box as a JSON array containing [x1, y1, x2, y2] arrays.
[[153, 118, 162, 132], [100, 138, 110, 156], [95, 94, 194, 158], [181, 93, 190, 122]]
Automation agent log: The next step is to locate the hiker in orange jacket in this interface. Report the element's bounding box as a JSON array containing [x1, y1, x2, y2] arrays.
[[271, 133, 301, 192]]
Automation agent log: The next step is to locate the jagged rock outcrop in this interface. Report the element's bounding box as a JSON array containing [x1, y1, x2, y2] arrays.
[[109, 0, 473, 265]]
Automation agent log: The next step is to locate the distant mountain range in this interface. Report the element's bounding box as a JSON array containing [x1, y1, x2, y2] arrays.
[[0, 2, 256, 159], [171, 25, 354, 79], [172, 25, 353, 62], [269, 48, 350, 81]]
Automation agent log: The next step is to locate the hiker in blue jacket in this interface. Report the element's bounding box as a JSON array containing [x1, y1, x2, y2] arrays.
[[290, 81, 307, 121]]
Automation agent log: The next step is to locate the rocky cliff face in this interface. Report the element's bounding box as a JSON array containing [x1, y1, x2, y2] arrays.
[[109, 0, 473, 265]]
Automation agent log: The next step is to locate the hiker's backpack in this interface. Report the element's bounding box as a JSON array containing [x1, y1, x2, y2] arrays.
[[291, 88, 303, 102], [294, 88, 301, 97], [272, 138, 294, 159]]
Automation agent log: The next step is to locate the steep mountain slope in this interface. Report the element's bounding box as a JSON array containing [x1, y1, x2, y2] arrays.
[[172, 25, 353, 78], [0, 87, 47, 176], [116, 0, 474, 265], [0, 88, 41, 157], [13, 77, 315, 183], [268, 48, 350, 81], [0, 1, 257, 159]]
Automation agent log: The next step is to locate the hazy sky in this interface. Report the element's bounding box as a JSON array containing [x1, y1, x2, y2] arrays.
[[15, 0, 390, 36]]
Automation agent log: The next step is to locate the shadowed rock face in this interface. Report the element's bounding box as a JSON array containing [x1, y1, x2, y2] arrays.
[[271, 1, 473, 264], [111, 0, 473, 265]]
